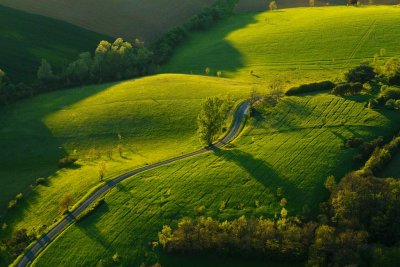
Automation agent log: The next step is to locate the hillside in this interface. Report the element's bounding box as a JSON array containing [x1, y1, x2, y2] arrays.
[[0, 74, 253, 237], [32, 92, 400, 266], [3, 5, 400, 267], [162, 6, 400, 86], [0, 0, 215, 44], [0, 5, 110, 82], [236, 0, 400, 12]]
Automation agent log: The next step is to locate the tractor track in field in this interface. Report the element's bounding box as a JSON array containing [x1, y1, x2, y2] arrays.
[[16, 101, 250, 267]]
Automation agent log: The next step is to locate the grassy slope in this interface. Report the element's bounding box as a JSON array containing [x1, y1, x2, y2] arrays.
[[0, 74, 253, 235], [0, 0, 215, 43], [162, 6, 400, 86], [32, 93, 400, 267], [0, 5, 110, 82]]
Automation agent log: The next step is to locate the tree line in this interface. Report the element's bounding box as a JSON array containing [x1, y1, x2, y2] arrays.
[[0, 0, 238, 108]]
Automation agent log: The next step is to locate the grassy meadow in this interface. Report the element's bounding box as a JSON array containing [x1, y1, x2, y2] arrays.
[[163, 6, 400, 86], [31, 92, 400, 266], [2, 4, 400, 267], [0, 5, 110, 82], [0, 0, 215, 43], [0, 74, 254, 237]]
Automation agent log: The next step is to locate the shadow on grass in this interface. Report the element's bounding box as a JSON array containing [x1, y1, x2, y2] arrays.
[[212, 147, 297, 198], [163, 13, 258, 75], [76, 202, 111, 248], [0, 83, 115, 234]]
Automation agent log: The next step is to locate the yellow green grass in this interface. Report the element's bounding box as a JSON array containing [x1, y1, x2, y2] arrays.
[[0, 74, 253, 237], [162, 6, 400, 86], [32, 92, 400, 266]]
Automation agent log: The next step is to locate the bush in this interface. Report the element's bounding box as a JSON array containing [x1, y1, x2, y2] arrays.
[[332, 82, 363, 96], [286, 81, 335, 96], [35, 177, 46, 185], [15, 193, 23, 201], [58, 156, 77, 168], [345, 63, 376, 83], [364, 136, 400, 174], [378, 86, 400, 102], [7, 199, 17, 209]]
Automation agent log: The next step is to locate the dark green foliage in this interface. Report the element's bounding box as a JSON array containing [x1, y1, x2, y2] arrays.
[[364, 135, 400, 174], [58, 156, 78, 168], [331, 82, 363, 96], [330, 172, 400, 245], [345, 63, 376, 83], [286, 81, 335, 96], [2, 229, 35, 259], [35, 177, 46, 186], [159, 216, 317, 261], [378, 86, 400, 102], [152, 27, 187, 64], [197, 97, 228, 145]]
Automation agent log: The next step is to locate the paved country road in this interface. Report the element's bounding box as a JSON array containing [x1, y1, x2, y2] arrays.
[[16, 101, 250, 267]]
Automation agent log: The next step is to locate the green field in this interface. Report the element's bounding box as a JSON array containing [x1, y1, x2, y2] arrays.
[[0, 0, 215, 43], [162, 6, 400, 86], [2, 5, 400, 267], [31, 92, 400, 266], [0, 74, 253, 237], [0, 5, 110, 82]]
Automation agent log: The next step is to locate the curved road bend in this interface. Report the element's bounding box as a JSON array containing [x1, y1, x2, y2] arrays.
[[17, 101, 250, 267]]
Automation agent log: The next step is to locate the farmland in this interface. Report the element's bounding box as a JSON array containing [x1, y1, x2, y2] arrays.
[[163, 6, 400, 86], [0, 5, 110, 82], [1, 4, 400, 267], [31, 92, 400, 266], [0, 0, 215, 43], [0, 74, 253, 237]]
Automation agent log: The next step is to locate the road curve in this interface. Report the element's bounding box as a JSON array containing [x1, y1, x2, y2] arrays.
[[17, 101, 249, 267]]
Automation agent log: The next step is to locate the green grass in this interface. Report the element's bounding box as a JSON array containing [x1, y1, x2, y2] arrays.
[[31, 92, 400, 267], [162, 6, 400, 86], [0, 0, 215, 43], [0, 74, 253, 236], [0, 5, 110, 82]]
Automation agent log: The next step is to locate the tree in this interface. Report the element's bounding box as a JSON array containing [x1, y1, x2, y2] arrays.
[[98, 161, 107, 181], [269, 1, 278, 10], [345, 63, 376, 84], [309, 0, 315, 7], [37, 59, 56, 86], [324, 176, 336, 192], [59, 194, 75, 213], [197, 97, 228, 145]]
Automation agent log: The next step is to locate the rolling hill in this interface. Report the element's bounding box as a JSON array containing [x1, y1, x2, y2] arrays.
[[0, 0, 216, 44], [2, 4, 400, 267], [0, 5, 110, 82], [31, 92, 400, 267], [162, 6, 400, 86], [0, 74, 253, 238]]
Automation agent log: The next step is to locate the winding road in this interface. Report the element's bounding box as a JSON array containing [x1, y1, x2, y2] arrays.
[[17, 101, 250, 267]]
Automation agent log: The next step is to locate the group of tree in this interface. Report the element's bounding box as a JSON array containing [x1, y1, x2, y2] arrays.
[[158, 133, 400, 266]]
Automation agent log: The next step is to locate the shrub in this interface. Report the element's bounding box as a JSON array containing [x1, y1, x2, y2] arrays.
[[332, 83, 352, 96], [364, 136, 400, 174], [332, 82, 363, 96], [378, 86, 400, 102], [368, 98, 379, 109], [35, 177, 46, 185], [345, 63, 376, 83], [15, 193, 23, 201], [75, 197, 105, 222], [7, 199, 17, 209], [385, 99, 397, 110], [58, 156, 77, 168], [286, 81, 335, 96]]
